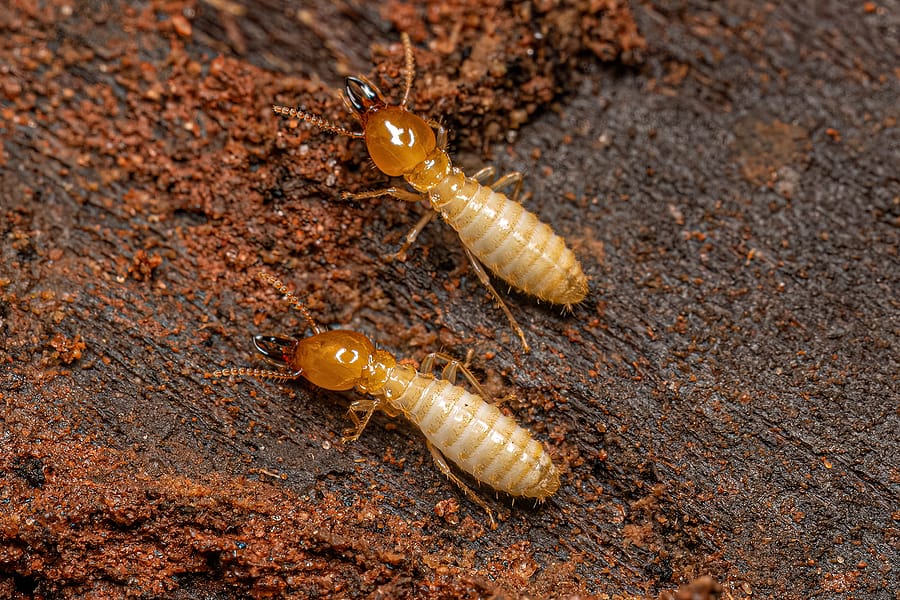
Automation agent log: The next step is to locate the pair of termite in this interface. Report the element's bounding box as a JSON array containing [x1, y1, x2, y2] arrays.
[[210, 35, 587, 527]]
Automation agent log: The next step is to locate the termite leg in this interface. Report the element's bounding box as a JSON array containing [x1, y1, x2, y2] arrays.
[[388, 211, 437, 262], [425, 120, 448, 150], [344, 186, 435, 261], [343, 399, 379, 442], [470, 167, 524, 201], [381, 403, 401, 418], [488, 171, 524, 202], [426, 440, 497, 529], [470, 166, 524, 199], [341, 187, 423, 202], [423, 351, 512, 406], [461, 246, 531, 353], [421, 350, 491, 402], [399, 32, 416, 109], [341, 186, 435, 261], [343, 397, 399, 441], [470, 166, 496, 185]]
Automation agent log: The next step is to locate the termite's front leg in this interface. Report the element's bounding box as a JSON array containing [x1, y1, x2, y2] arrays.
[[342, 187, 435, 262], [341, 187, 422, 202], [343, 399, 378, 442], [343, 397, 398, 442]]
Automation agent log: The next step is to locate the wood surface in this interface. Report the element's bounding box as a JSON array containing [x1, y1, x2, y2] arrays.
[[1, 0, 897, 598]]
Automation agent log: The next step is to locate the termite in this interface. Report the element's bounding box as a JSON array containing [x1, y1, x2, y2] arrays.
[[273, 34, 588, 352], [207, 272, 561, 527]]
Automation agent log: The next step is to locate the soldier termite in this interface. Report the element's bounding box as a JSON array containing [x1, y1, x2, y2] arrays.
[[207, 272, 561, 528], [273, 34, 588, 353]]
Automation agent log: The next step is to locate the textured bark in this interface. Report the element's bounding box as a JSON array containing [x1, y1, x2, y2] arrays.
[[1, 0, 897, 598]]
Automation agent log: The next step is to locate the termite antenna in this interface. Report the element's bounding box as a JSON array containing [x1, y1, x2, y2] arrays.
[[257, 271, 322, 335], [272, 105, 364, 138], [205, 367, 302, 381], [399, 32, 416, 108]]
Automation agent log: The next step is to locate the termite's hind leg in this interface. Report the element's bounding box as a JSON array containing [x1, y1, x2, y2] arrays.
[[461, 246, 531, 353], [470, 168, 523, 201], [426, 440, 497, 529], [420, 349, 473, 375], [470, 166, 496, 186], [438, 348, 475, 383], [424, 351, 514, 406], [488, 171, 524, 202], [421, 351, 492, 402]]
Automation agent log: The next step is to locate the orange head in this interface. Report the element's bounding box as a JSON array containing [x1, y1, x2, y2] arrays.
[[254, 330, 375, 391], [344, 76, 436, 177]]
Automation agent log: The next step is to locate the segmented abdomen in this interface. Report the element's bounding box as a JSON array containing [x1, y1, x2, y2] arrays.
[[390, 371, 559, 499], [430, 170, 588, 305]]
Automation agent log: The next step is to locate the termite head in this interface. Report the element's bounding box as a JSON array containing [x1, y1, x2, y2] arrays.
[[256, 330, 375, 392], [344, 76, 436, 177]]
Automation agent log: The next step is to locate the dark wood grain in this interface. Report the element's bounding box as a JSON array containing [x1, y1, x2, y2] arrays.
[[1, 0, 897, 598]]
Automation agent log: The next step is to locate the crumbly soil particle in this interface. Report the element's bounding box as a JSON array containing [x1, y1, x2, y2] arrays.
[[1, 0, 898, 599]]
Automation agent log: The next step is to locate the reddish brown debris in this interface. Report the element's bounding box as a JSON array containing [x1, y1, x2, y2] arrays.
[[2, 0, 897, 598], [372, 0, 645, 152]]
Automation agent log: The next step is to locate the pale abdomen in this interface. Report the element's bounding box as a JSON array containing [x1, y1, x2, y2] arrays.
[[390, 372, 559, 499], [431, 171, 588, 305]]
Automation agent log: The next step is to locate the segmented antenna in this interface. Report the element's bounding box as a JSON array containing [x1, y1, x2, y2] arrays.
[[399, 32, 416, 108], [206, 367, 301, 381], [272, 105, 364, 138], [258, 272, 322, 335]]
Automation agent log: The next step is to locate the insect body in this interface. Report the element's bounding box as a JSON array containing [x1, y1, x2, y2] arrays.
[[273, 34, 588, 352], [209, 273, 560, 527]]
